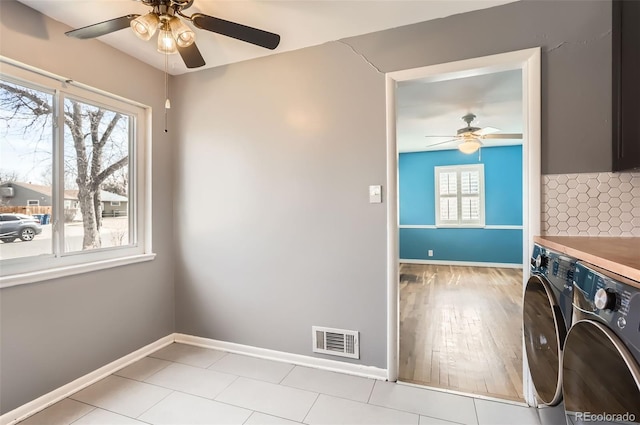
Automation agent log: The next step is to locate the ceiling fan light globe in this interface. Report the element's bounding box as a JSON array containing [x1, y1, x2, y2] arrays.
[[131, 12, 159, 41], [458, 139, 481, 154], [169, 17, 196, 48], [157, 27, 178, 54]]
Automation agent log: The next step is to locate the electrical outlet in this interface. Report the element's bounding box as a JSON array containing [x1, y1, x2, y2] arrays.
[[428, 250, 434, 257]]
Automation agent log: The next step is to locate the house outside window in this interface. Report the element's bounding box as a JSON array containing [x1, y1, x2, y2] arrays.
[[435, 164, 485, 227], [0, 59, 152, 285]]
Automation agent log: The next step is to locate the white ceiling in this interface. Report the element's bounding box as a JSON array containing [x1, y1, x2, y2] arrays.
[[396, 69, 523, 153], [18, 0, 515, 75]]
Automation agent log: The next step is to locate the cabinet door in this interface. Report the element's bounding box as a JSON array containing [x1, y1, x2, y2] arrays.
[[613, 0, 640, 171]]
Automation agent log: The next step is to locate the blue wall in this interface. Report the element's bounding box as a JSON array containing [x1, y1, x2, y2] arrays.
[[399, 146, 523, 264]]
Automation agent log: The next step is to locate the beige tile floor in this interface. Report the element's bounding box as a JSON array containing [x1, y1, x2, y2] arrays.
[[17, 343, 567, 425]]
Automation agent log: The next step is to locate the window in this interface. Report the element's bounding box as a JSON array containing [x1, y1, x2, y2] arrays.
[[110, 201, 121, 206], [27, 200, 40, 206], [0, 59, 152, 285], [435, 164, 485, 227]]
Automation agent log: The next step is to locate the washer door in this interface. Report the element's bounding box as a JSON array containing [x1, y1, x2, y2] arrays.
[[563, 320, 640, 423], [523, 274, 567, 406]]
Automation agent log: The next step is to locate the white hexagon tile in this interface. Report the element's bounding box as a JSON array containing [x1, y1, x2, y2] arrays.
[[542, 172, 640, 236]]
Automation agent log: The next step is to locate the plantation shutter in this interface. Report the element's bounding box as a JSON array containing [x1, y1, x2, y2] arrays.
[[435, 165, 484, 226], [439, 172, 458, 222], [460, 170, 481, 222]]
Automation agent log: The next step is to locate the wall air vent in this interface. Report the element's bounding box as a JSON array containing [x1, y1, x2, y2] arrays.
[[312, 326, 359, 359]]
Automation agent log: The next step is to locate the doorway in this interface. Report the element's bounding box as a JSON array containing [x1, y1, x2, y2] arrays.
[[384, 48, 541, 405]]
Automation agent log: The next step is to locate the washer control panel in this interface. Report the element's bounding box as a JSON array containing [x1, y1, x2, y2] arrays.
[[531, 244, 576, 290]]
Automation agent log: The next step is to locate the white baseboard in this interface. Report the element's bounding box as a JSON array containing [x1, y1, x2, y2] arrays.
[[400, 259, 523, 269], [0, 335, 174, 425], [175, 333, 388, 381], [2, 333, 387, 425]]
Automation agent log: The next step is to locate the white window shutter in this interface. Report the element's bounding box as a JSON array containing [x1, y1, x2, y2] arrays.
[[435, 164, 484, 227]]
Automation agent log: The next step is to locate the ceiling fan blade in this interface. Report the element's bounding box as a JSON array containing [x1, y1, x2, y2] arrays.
[[475, 126, 500, 136], [191, 13, 280, 50], [483, 133, 523, 139], [425, 138, 459, 148], [65, 15, 140, 39], [178, 43, 206, 68]]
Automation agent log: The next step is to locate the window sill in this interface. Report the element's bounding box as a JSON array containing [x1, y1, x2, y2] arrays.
[[0, 253, 156, 289], [435, 224, 486, 229]]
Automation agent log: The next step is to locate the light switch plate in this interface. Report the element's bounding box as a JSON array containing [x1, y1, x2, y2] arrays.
[[369, 185, 382, 203]]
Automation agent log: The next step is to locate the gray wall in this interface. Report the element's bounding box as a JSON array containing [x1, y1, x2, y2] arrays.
[[346, 0, 612, 175], [172, 42, 388, 367], [0, 1, 175, 414], [173, 0, 611, 369]]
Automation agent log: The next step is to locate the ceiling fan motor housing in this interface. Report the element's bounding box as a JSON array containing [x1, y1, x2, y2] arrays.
[[457, 126, 481, 137], [141, 0, 194, 13]]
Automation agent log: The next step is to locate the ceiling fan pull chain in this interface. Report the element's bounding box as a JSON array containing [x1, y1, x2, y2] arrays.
[[164, 52, 170, 133]]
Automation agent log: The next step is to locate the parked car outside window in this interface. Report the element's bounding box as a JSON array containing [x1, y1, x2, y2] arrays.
[[0, 214, 43, 243]]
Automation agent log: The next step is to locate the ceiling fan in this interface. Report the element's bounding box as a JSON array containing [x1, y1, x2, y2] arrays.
[[424, 113, 523, 154], [64, 0, 281, 69]]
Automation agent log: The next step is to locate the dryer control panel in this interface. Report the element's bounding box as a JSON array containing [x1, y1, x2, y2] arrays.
[[573, 261, 640, 357]]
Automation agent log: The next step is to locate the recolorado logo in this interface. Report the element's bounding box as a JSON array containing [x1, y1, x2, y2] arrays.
[[575, 412, 636, 422]]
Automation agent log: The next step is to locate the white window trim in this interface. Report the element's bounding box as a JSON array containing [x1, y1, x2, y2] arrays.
[[27, 200, 40, 206], [434, 164, 485, 228], [110, 201, 121, 206], [0, 57, 154, 286]]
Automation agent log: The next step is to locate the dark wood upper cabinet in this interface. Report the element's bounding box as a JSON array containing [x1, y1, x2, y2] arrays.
[[613, 0, 640, 171]]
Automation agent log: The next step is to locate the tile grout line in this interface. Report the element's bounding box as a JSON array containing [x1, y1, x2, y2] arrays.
[[301, 392, 321, 424], [117, 358, 174, 383], [134, 388, 175, 422], [52, 401, 96, 425], [472, 398, 480, 425], [66, 390, 157, 425], [240, 411, 255, 425], [205, 351, 229, 369], [214, 375, 321, 421], [366, 379, 377, 404], [278, 364, 298, 385], [365, 386, 476, 421]]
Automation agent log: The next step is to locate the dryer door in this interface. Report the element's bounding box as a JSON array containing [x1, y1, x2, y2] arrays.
[[523, 275, 567, 406], [563, 320, 640, 423]]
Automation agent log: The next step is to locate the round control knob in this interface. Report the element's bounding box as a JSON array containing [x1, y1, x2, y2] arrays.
[[533, 254, 549, 269], [618, 317, 627, 329], [594, 288, 617, 311]]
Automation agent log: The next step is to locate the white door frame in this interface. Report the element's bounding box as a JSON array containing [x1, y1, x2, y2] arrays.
[[385, 47, 541, 406]]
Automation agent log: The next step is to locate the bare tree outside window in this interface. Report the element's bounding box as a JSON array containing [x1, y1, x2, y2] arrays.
[[0, 80, 130, 256], [63, 97, 130, 251]]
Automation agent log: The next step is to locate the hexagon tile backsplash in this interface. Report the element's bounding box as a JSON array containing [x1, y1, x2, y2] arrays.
[[541, 172, 640, 237]]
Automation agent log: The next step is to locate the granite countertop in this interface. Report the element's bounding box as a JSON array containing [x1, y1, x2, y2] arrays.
[[534, 236, 640, 284]]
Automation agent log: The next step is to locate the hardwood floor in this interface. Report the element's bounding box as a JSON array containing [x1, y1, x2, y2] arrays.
[[398, 263, 524, 402]]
